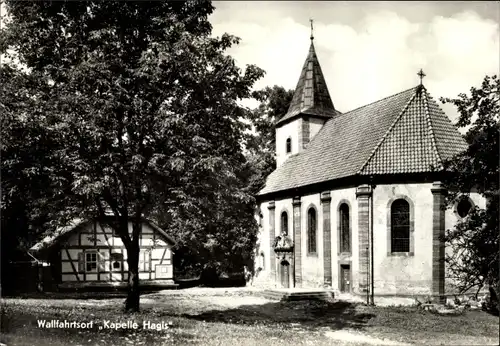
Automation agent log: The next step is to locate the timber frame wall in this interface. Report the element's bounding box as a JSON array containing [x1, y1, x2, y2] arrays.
[[59, 220, 173, 283]]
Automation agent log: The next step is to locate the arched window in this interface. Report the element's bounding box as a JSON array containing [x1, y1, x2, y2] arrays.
[[259, 252, 265, 270], [391, 199, 410, 253], [281, 211, 288, 236], [286, 137, 292, 153], [339, 203, 350, 253], [307, 207, 317, 254]]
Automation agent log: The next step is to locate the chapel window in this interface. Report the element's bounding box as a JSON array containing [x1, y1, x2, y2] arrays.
[[391, 199, 410, 253], [286, 138, 292, 153], [281, 211, 288, 236], [456, 198, 473, 218], [307, 207, 317, 254], [339, 203, 350, 253]]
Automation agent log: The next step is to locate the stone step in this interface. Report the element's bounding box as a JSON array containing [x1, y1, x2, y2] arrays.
[[262, 289, 333, 302]]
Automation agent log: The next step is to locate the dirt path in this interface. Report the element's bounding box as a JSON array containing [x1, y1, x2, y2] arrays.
[[325, 330, 412, 345]]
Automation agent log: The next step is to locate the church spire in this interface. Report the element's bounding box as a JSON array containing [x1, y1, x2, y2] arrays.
[[310, 18, 314, 41], [277, 23, 337, 126]]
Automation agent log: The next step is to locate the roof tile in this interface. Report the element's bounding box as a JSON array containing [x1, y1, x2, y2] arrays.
[[277, 42, 337, 125], [259, 86, 467, 196]]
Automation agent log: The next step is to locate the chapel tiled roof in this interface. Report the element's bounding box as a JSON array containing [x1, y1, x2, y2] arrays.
[[277, 41, 337, 125], [259, 85, 468, 195]]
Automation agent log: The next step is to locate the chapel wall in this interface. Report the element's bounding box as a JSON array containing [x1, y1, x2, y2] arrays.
[[372, 183, 434, 295], [308, 117, 326, 144], [328, 187, 358, 292], [444, 191, 486, 294], [252, 201, 273, 287], [300, 193, 323, 288], [276, 120, 300, 168]]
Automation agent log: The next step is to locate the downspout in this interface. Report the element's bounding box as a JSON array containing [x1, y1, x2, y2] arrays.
[[370, 179, 376, 306]]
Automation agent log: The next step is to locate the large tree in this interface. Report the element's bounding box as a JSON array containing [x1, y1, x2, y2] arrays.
[[1, 0, 263, 311], [244, 85, 294, 195], [440, 75, 499, 311]]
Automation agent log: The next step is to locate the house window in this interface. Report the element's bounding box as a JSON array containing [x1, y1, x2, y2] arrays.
[[339, 203, 350, 253], [286, 138, 291, 153], [85, 252, 98, 272], [307, 207, 317, 254], [391, 199, 410, 253], [110, 252, 123, 270], [456, 197, 473, 218], [281, 211, 288, 236]]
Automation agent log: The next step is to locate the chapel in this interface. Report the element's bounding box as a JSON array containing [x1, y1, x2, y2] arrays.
[[254, 27, 484, 302]]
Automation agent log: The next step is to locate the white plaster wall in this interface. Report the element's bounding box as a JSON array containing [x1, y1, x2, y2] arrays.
[[309, 118, 325, 143], [253, 201, 271, 285], [261, 201, 271, 273], [444, 191, 486, 293], [276, 120, 300, 167], [59, 220, 173, 284], [372, 183, 434, 295], [300, 193, 323, 288], [275, 198, 293, 237], [329, 187, 358, 291], [444, 191, 485, 233]]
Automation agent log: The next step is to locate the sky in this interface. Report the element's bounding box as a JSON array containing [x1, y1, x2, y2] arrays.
[[1, 1, 498, 123], [209, 1, 500, 122]]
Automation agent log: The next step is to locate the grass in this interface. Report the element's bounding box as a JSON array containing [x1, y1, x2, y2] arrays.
[[1, 288, 499, 346]]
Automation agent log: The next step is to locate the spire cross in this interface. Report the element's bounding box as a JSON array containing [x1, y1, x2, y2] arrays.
[[310, 18, 314, 40], [417, 68, 426, 85]]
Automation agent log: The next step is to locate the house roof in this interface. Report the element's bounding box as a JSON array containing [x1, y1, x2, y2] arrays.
[[29, 217, 176, 255], [277, 41, 338, 126], [259, 85, 468, 196]]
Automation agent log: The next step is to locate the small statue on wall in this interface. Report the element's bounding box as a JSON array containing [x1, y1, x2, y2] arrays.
[[273, 232, 293, 252]]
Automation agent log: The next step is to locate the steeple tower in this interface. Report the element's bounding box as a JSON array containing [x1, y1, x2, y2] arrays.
[[277, 22, 337, 127], [275, 21, 338, 167]]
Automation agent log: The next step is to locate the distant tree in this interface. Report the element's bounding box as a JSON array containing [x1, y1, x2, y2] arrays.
[[0, 0, 263, 311], [244, 85, 294, 195], [1, 65, 58, 293], [440, 75, 499, 312]]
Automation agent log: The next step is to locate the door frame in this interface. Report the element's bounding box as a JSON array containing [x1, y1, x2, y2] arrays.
[[338, 260, 352, 293], [279, 259, 290, 288]]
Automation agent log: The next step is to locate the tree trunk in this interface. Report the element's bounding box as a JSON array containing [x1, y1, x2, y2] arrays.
[[125, 240, 140, 312], [489, 281, 499, 315]]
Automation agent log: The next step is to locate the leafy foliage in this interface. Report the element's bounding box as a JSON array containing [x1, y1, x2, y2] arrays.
[[244, 86, 294, 195], [1, 0, 264, 310], [440, 75, 499, 308]]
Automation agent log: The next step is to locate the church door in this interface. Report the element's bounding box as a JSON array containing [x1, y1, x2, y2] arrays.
[[280, 260, 290, 288], [340, 265, 351, 292]]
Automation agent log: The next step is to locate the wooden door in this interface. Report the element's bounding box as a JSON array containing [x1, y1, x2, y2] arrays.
[[280, 260, 290, 288], [340, 265, 351, 292]]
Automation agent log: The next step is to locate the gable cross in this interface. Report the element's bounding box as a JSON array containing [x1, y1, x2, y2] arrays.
[[417, 68, 426, 85]]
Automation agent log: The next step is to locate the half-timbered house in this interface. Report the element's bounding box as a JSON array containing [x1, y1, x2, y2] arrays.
[[29, 217, 176, 289]]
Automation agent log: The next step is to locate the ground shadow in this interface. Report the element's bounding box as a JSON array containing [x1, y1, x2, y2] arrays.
[[180, 300, 375, 331], [4, 288, 164, 300]]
